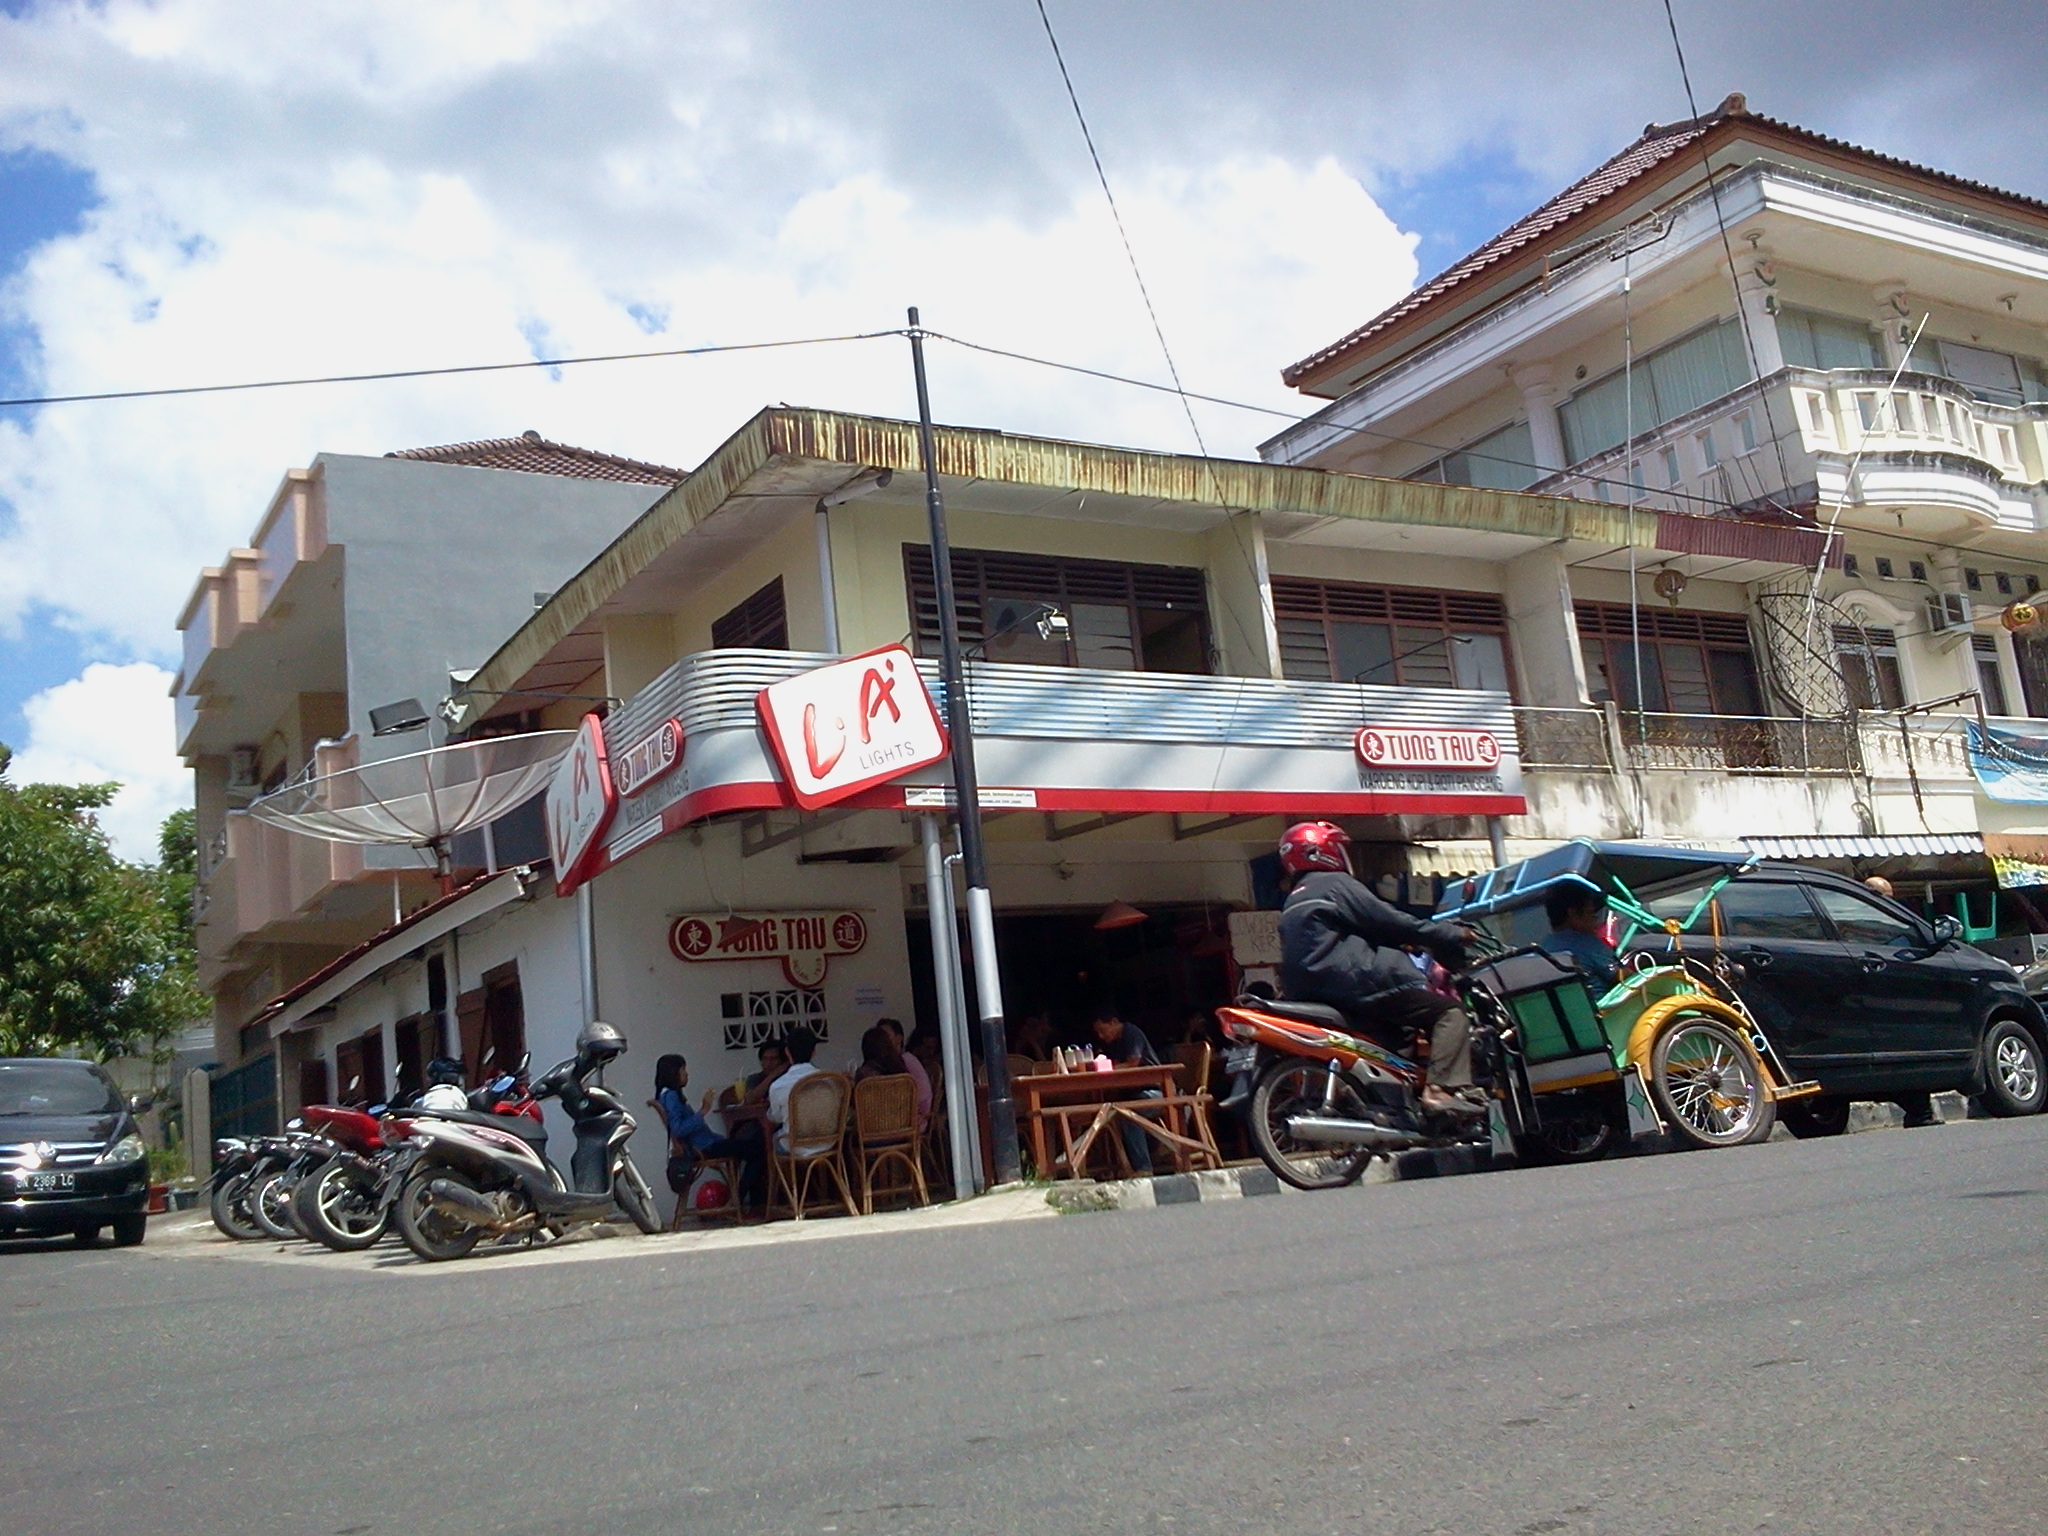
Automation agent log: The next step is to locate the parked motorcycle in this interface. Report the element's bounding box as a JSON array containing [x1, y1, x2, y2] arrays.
[[291, 1105, 411, 1251], [386, 1021, 661, 1261], [244, 1130, 330, 1240], [207, 1136, 265, 1240]]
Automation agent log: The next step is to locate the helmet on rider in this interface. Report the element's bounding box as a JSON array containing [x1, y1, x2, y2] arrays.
[[1278, 820, 1352, 878], [576, 1019, 628, 1066], [426, 1056, 464, 1088]]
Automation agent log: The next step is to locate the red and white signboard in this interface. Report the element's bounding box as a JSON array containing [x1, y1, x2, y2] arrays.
[[546, 713, 616, 895], [1354, 726, 1502, 771], [668, 909, 869, 987], [756, 644, 949, 810], [614, 719, 683, 798]]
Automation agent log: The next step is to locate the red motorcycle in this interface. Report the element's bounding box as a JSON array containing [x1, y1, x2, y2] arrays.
[[1216, 984, 1493, 1191], [291, 1103, 413, 1251]]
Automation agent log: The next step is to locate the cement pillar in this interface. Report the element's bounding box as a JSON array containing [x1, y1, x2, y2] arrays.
[[1510, 363, 1567, 475], [1502, 545, 1589, 706], [1203, 511, 1284, 680]]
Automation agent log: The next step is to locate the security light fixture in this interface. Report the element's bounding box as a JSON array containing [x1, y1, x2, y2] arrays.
[[967, 601, 1068, 658], [369, 698, 432, 737]]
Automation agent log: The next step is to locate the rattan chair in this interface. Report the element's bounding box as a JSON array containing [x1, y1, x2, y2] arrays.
[[768, 1072, 857, 1220], [853, 1074, 929, 1213]]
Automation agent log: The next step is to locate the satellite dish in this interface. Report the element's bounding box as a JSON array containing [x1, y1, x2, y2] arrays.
[[245, 732, 575, 867]]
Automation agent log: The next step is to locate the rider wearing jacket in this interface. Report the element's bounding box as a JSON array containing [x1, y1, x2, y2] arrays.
[[1275, 821, 1484, 1121]]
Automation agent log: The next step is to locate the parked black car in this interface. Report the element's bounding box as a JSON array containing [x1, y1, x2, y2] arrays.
[[1633, 864, 2048, 1135], [0, 1058, 151, 1245]]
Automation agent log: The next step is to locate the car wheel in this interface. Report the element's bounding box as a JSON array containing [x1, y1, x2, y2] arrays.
[[111, 1213, 146, 1247], [71, 1225, 102, 1245], [1779, 1094, 1852, 1139], [1978, 1020, 2046, 1118]]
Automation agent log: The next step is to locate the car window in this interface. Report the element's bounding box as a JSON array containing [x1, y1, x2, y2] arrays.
[[1711, 881, 1830, 940], [1810, 887, 1919, 947], [0, 1061, 122, 1116]]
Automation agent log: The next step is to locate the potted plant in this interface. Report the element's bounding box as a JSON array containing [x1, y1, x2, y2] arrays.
[[146, 1140, 188, 1214]]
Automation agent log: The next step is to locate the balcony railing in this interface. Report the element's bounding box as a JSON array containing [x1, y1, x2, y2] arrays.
[[1516, 706, 1974, 779]]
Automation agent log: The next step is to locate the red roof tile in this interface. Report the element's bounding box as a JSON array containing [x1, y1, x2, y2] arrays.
[[388, 429, 685, 485], [1283, 95, 2048, 393]]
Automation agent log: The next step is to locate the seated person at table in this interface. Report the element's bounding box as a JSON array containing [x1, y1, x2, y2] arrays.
[[905, 1021, 945, 1086], [854, 1025, 905, 1082], [714, 1039, 790, 1113], [653, 1053, 765, 1209], [765, 1027, 821, 1152], [1089, 1001, 1164, 1176], [1538, 886, 1620, 992], [876, 1017, 932, 1128], [1008, 1012, 1055, 1062]]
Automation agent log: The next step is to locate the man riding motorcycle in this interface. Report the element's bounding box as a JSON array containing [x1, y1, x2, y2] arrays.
[[1275, 820, 1485, 1122]]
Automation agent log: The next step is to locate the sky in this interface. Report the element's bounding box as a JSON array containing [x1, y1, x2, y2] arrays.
[[0, 0, 2042, 858]]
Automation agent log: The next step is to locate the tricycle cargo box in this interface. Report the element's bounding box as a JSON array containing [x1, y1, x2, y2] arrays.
[[1465, 948, 1606, 1065]]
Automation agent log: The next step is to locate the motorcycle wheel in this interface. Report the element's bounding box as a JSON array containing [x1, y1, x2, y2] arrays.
[[612, 1157, 661, 1234], [209, 1172, 264, 1241], [1649, 1015, 1776, 1150], [248, 1168, 299, 1240], [1247, 1056, 1377, 1191], [294, 1157, 390, 1252], [393, 1163, 485, 1262]]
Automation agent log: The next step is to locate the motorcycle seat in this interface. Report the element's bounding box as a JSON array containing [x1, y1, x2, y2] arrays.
[[413, 1107, 548, 1147], [1247, 998, 1351, 1031]]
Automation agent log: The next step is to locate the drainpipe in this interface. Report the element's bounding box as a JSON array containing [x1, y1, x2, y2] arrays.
[[815, 503, 841, 655], [922, 814, 982, 1198]]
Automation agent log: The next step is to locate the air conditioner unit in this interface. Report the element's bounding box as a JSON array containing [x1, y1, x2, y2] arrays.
[[227, 745, 261, 791], [1925, 591, 1974, 650]]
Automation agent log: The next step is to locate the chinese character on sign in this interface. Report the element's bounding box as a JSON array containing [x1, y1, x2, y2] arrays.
[[757, 645, 949, 810]]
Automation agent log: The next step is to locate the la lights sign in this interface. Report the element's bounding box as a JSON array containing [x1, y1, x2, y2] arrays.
[[756, 644, 949, 810], [546, 712, 616, 894], [1354, 726, 1502, 771], [668, 909, 869, 987]]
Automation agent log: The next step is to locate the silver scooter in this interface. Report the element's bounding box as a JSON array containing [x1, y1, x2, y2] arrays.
[[385, 1021, 661, 1261]]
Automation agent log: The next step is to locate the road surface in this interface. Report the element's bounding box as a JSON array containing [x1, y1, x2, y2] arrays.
[[4, 1118, 2045, 1535]]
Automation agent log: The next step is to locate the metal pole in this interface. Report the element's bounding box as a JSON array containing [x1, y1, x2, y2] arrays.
[[922, 815, 980, 1199], [576, 881, 600, 1024], [908, 306, 1020, 1184], [945, 833, 987, 1191], [1487, 815, 1508, 869], [815, 503, 842, 654]]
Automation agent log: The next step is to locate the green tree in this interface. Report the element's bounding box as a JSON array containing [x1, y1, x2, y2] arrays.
[[0, 745, 204, 1060]]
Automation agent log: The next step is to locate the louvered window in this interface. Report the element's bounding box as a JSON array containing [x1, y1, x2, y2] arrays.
[[903, 546, 1211, 674], [1831, 623, 1904, 712], [711, 576, 789, 650], [1577, 601, 1761, 715], [1272, 578, 1512, 695]]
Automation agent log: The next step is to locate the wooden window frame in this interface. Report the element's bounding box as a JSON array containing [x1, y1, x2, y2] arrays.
[[1272, 577, 1514, 696], [711, 576, 789, 650], [1577, 601, 1763, 716]]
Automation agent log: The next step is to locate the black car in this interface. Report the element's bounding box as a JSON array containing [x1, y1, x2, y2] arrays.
[[0, 1058, 152, 1246], [1629, 864, 2048, 1135]]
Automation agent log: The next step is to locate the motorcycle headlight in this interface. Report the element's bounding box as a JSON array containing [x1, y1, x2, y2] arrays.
[[97, 1133, 147, 1166]]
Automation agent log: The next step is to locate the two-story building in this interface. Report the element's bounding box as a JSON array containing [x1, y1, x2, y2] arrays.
[[1263, 93, 2048, 934], [177, 433, 681, 1128]]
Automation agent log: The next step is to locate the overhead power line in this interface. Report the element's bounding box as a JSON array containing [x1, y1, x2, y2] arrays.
[[0, 329, 905, 409]]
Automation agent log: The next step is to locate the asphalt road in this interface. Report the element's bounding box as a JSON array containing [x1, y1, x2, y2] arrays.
[[4, 1120, 2046, 1536]]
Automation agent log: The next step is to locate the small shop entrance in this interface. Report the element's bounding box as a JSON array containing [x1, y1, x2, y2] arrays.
[[907, 902, 1233, 1054]]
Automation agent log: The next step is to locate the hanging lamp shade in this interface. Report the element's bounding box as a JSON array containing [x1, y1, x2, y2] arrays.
[[1093, 899, 1148, 930]]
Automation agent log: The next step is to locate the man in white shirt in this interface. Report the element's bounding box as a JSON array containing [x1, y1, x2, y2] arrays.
[[764, 1027, 821, 1152]]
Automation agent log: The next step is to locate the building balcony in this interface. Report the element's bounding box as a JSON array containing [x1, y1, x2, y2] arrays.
[[1515, 704, 1976, 782]]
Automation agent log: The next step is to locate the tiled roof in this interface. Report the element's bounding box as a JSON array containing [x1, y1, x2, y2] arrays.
[[1282, 94, 2048, 392], [388, 429, 685, 485]]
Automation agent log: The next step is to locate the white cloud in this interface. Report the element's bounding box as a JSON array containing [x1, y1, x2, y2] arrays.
[[9, 662, 189, 862]]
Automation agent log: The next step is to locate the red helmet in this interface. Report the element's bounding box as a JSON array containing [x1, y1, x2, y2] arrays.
[[1278, 821, 1352, 876]]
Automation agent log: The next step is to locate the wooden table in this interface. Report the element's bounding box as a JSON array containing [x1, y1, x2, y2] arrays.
[[1017, 1064, 1221, 1180]]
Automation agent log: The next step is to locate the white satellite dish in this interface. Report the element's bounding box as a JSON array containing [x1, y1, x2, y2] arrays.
[[245, 731, 576, 867]]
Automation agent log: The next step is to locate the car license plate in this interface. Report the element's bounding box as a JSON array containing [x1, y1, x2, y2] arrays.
[[1223, 1046, 1259, 1075], [23, 1171, 75, 1193]]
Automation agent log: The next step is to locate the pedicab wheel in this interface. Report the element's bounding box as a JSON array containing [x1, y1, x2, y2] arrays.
[[1513, 1098, 1620, 1165], [209, 1172, 264, 1241], [612, 1158, 661, 1234], [393, 1163, 485, 1262], [1648, 1015, 1775, 1149], [1247, 1056, 1376, 1191], [294, 1157, 390, 1251]]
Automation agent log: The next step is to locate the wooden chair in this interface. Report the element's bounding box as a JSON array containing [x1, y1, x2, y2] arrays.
[[1007, 1053, 1045, 1081], [768, 1072, 857, 1220], [853, 1074, 929, 1213], [668, 1149, 744, 1228]]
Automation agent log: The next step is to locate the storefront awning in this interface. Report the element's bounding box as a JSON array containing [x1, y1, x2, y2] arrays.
[[1740, 832, 1984, 860]]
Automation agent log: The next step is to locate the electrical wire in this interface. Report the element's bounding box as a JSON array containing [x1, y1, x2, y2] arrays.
[[0, 329, 906, 409], [1032, 0, 1207, 457]]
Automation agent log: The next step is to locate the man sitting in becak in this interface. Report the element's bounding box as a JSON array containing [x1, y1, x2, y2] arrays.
[[1538, 884, 1620, 992]]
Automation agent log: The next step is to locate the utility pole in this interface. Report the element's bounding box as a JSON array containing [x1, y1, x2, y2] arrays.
[[907, 306, 1020, 1184]]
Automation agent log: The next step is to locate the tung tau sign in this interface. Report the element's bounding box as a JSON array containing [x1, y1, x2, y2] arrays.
[[668, 909, 869, 988]]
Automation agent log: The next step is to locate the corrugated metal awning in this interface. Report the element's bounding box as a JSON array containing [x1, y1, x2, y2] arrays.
[[1741, 831, 1984, 860]]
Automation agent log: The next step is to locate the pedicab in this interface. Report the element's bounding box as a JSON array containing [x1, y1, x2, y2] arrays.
[[1434, 838, 1821, 1162]]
